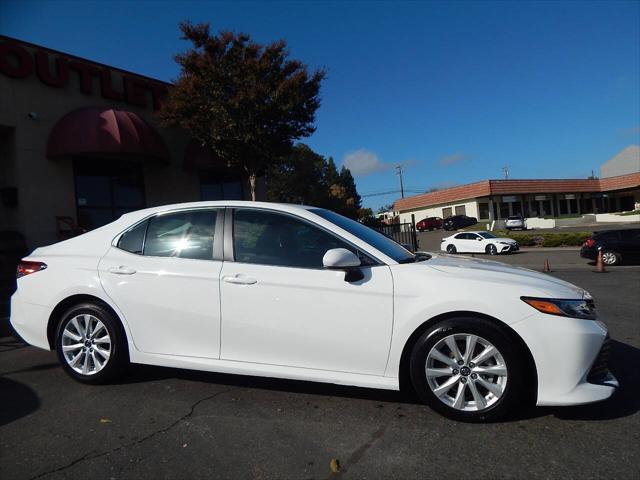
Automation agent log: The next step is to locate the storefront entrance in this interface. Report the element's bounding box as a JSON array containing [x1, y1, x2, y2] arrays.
[[73, 158, 145, 230]]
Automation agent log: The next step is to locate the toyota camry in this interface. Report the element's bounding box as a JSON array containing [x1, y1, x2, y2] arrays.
[[10, 202, 617, 422]]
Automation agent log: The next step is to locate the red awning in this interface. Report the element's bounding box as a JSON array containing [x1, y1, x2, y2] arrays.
[[47, 107, 170, 162]]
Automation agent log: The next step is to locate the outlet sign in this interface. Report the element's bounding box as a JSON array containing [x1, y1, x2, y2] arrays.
[[0, 39, 168, 110]]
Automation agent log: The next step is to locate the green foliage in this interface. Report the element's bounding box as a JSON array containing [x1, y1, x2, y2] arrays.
[[495, 230, 591, 247], [617, 210, 640, 216], [266, 143, 364, 219], [159, 22, 326, 199]]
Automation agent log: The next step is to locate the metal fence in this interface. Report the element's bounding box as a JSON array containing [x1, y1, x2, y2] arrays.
[[378, 222, 418, 252]]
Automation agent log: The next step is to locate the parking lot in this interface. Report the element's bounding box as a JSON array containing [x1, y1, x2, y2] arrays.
[[1, 252, 639, 480]]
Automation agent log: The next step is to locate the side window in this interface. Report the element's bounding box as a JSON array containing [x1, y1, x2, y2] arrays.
[[117, 220, 148, 254], [468, 233, 480, 240], [233, 209, 371, 268], [143, 210, 217, 260], [455, 233, 468, 240]]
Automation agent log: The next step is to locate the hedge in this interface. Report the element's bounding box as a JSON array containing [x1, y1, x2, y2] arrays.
[[494, 230, 590, 247]]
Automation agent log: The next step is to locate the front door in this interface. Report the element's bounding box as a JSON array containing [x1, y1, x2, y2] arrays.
[[99, 208, 223, 358], [219, 208, 394, 375]]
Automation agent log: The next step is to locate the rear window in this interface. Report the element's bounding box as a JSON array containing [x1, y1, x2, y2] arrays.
[[117, 221, 147, 254]]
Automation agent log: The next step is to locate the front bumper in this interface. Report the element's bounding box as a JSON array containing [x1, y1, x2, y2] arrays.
[[512, 313, 618, 406]]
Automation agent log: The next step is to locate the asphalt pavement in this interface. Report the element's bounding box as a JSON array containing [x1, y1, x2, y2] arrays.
[[1, 254, 639, 479]]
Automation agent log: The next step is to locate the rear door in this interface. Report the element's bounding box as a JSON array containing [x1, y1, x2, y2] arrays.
[[619, 229, 640, 262], [99, 208, 223, 358]]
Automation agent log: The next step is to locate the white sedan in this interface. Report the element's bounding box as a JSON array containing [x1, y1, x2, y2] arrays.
[[441, 231, 519, 255], [11, 201, 616, 422]]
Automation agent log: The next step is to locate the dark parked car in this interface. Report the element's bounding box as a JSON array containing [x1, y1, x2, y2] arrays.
[[0, 231, 29, 318], [580, 228, 640, 266], [416, 216, 443, 231], [443, 215, 478, 231]]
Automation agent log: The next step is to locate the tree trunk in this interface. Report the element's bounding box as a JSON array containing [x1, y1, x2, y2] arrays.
[[249, 173, 257, 201]]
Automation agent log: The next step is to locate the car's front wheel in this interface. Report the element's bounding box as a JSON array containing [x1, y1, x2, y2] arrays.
[[55, 302, 129, 384], [409, 317, 525, 422], [601, 250, 620, 266], [486, 244, 498, 255]]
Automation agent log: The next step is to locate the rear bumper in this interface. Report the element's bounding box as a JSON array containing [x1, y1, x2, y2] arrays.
[[580, 247, 598, 260], [512, 314, 618, 406], [10, 291, 51, 350]]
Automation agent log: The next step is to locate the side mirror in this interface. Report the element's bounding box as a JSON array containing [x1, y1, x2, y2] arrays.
[[477, 237, 482, 241], [323, 248, 361, 268], [323, 248, 364, 283]]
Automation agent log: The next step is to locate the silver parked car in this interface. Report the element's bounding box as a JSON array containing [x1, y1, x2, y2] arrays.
[[505, 215, 526, 230]]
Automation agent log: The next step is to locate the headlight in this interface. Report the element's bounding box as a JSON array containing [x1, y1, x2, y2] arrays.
[[499, 241, 510, 245], [521, 296, 596, 320]]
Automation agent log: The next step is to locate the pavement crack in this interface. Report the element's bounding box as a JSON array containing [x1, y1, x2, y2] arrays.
[[28, 386, 239, 480], [328, 425, 387, 478]]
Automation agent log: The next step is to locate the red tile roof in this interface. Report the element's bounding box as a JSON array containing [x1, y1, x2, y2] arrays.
[[394, 172, 640, 212]]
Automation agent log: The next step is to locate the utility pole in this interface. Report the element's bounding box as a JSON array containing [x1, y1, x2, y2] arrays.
[[502, 165, 510, 179], [396, 165, 405, 198]]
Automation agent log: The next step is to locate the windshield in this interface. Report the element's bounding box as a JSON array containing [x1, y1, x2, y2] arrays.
[[478, 232, 497, 239], [310, 209, 415, 263]]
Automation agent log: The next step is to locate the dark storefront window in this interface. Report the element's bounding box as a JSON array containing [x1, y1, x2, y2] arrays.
[[499, 202, 509, 219], [74, 159, 145, 230], [559, 199, 568, 215], [569, 199, 578, 214], [478, 202, 490, 220], [512, 201, 522, 215], [442, 207, 453, 218], [454, 205, 466, 215], [200, 173, 244, 201]]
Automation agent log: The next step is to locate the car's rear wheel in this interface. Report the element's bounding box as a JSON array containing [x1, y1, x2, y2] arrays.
[[601, 250, 620, 266], [55, 302, 128, 384], [446, 244, 457, 254], [486, 244, 498, 255], [409, 317, 525, 422]]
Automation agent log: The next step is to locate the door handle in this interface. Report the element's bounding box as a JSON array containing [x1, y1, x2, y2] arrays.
[[222, 275, 257, 285], [108, 265, 137, 275]]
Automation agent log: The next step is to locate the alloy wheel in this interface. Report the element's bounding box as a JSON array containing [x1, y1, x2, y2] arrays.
[[61, 314, 112, 375], [602, 251, 617, 265], [425, 333, 508, 411]]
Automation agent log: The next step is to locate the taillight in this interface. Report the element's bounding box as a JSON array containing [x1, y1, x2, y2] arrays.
[[17, 261, 47, 278], [583, 238, 595, 248]]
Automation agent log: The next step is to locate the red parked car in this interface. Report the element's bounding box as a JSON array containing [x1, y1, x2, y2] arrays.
[[416, 217, 443, 231]]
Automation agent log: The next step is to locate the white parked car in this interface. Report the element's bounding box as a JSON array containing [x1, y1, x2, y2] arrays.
[[441, 231, 519, 255], [11, 202, 616, 422], [505, 216, 526, 230]]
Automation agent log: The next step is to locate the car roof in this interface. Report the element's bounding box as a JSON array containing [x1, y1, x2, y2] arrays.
[[119, 201, 316, 220]]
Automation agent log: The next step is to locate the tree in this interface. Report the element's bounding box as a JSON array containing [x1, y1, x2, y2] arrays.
[[266, 144, 327, 205], [160, 22, 326, 200], [266, 143, 366, 220]]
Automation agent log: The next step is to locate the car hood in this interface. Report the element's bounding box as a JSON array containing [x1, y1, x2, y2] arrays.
[[490, 237, 517, 243], [411, 252, 587, 299]]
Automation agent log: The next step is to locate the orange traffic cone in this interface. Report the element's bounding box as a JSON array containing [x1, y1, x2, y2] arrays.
[[596, 250, 606, 273], [543, 259, 551, 272]]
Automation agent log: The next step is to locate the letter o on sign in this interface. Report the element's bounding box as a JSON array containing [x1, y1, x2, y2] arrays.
[[0, 42, 33, 78]]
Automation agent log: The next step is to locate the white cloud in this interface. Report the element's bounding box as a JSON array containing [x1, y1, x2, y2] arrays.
[[342, 149, 393, 175], [438, 153, 471, 167]]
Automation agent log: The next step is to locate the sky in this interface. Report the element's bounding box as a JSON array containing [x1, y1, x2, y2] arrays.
[[1, 0, 639, 210]]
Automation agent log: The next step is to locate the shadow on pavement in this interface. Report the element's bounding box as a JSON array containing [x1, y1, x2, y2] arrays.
[[115, 339, 639, 422], [0, 377, 40, 426]]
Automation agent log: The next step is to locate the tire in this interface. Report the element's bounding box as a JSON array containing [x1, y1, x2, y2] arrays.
[[601, 250, 620, 266], [55, 302, 129, 384], [446, 244, 457, 254], [409, 317, 525, 422], [486, 244, 498, 255]]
